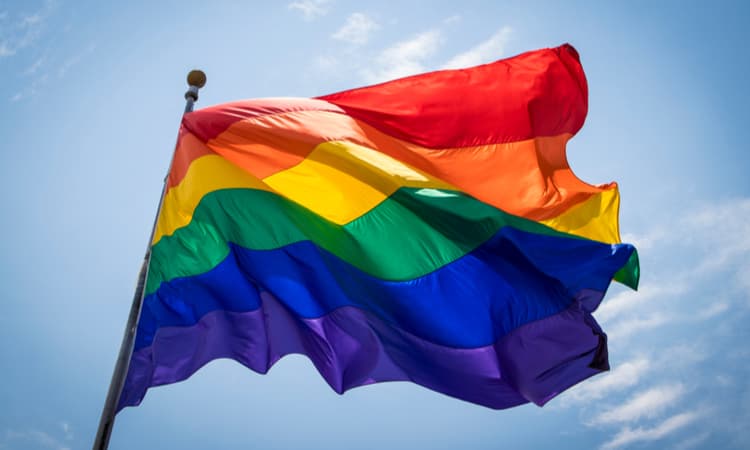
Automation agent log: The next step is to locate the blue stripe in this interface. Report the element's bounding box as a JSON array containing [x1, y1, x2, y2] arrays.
[[136, 227, 633, 351]]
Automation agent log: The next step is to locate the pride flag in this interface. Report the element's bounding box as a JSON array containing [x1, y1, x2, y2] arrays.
[[118, 44, 639, 411]]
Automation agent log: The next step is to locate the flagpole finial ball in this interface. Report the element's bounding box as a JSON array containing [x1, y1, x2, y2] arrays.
[[187, 70, 206, 88]]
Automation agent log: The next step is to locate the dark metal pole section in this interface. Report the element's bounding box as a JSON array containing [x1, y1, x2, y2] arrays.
[[93, 70, 207, 450]]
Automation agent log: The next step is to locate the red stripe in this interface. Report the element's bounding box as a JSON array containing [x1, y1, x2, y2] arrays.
[[318, 44, 587, 148], [182, 44, 586, 149], [182, 97, 344, 145]]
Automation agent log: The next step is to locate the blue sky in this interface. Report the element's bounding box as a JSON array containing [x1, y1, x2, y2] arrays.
[[1, 1, 749, 449]]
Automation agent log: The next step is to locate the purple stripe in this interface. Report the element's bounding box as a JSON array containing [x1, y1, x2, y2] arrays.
[[119, 290, 608, 411]]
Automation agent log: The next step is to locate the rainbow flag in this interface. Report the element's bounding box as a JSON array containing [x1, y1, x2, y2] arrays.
[[118, 44, 639, 411]]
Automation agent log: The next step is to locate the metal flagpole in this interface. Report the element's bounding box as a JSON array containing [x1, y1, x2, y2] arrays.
[[93, 70, 207, 450]]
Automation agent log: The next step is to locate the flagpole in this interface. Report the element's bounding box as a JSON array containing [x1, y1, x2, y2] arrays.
[[92, 70, 207, 450]]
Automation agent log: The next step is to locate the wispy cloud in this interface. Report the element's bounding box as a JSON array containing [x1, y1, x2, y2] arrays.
[[624, 198, 749, 277], [10, 41, 95, 103], [287, 0, 330, 21], [57, 43, 96, 78], [0, 41, 14, 57], [601, 198, 750, 348], [600, 411, 702, 450], [621, 231, 664, 251], [654, 344, 709, 369], [60, 422, 72, 441], [2, 428, 71, 450], [329, 21, 513, 86], [714, 374, 733, 387], [695, 301, 729, 320], [673, 431, 711, 450], [682, 198, 750, 230], [734, 261, 750, 293], [20, 13, 43, 27], [9, 71, 48, 102], [606, 313, 670, 340], [361, 30, 441, 84], [563, 358, 650, 405], [677, 198, 750, 276], [590, 384, 686, 426], [332, 13, 378, 45], [22, 55, 46, 75], [596, 284, 684, 324], [443, 15, 462, 25], [441, 26, 513, 69], [313, 54, 340, 72], [0, 0, 56, 58]]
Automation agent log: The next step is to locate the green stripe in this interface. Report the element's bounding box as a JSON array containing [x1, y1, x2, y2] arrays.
[[147, 187, 639, 295], [614, 249, 640, 289]]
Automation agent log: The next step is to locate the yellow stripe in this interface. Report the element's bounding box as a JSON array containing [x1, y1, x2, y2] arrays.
[[539, 187, 621, 243], [154, 141, 455, 244], [264, 141, 455, 225], [155, 139, 621, 247], [153, 155, 270, 245]]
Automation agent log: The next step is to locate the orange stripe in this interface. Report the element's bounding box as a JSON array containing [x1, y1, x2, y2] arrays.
[[167, 110, 607, 221], [167, 129, 214, 188]]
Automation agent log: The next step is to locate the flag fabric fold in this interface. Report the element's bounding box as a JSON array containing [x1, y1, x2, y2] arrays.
[[117, 43, 639, 412]]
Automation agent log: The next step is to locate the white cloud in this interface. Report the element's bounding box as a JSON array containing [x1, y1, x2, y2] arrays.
[[600, 411, 701, 450], [734, 261, 750, 293], [10, 70, 49, 103], [443, 15, 462, 25], [622, 198, 749, 281], [730, 388, 750, 448], [714, 374, 733, 387], [23, 55, 46, 75], [606, 313, 670, 340], [682, 198, 750, 230], [361, 30, 441, 84], [621, 230, 664, 252], [10, 42, 94, 103], [60, 422, 72, 441], [441, 26, 513, 69], [605, 197, 749, 312], [20, 13, 42, 27], [590, 384, 686, 426], [563, 358, 650, 405], [673, 431, 711, 450], [597, 198, 749, 350], [332, 13, 378, 45], [572, 198, 749, 450], [695, 301, 729, 320], [655, 344, 709, 369], [0, 41, 14, 57], [314, 54, 339, 72], [596, 199, 749, 371], [0, 1, 55, 58], [596, 284, 684, 324], [2, 428, 70, 450], [57, 43, 95, 78], [287, 0, 330, 21], [680, 198, 750, 275]]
